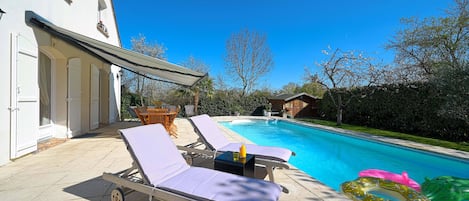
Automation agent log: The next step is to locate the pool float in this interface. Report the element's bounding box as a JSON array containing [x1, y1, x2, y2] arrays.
[[341, 177, 429, 201], [421, 176, 469, 201], [359, 169, 421, 191]]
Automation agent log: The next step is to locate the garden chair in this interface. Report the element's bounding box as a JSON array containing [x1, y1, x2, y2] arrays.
[[184, 105, 195, 117]]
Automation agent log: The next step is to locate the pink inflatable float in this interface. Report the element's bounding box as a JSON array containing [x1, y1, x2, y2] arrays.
[[359, 169, 421, 191]]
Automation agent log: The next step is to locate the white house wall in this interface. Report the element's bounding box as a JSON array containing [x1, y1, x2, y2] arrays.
[[0, 0, 121, 166]]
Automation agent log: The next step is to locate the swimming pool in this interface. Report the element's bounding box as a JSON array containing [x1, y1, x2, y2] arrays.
[[220, 119, 469, 191]]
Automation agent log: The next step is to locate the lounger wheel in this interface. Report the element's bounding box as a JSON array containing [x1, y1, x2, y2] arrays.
[[182, 153, 193, 165], [111, 187, 125, 201]]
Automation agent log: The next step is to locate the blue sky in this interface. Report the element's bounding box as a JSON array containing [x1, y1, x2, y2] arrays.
[[113, 0, 454, 90]]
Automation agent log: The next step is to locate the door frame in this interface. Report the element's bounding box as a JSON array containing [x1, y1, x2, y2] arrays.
[[9, 33, 19, 159], [10, 33, 39, 158], [38, 51, 56, 141]]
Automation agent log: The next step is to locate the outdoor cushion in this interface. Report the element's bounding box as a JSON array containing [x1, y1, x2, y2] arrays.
[[119, 124, 281, 200], [120, 124, 189, 184], [190, 114, 293, 162], [159, 167, 281, 201], [190, 114, 231, 150]]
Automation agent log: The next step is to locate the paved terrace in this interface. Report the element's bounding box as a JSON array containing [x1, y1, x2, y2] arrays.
[[0, 117, 348, 201]]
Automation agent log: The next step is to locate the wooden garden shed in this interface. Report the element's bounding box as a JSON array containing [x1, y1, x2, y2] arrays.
[[268, 93, 320, 118]]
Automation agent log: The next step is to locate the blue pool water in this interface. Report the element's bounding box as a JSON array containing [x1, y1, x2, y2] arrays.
[[220, 119, 469, 191]]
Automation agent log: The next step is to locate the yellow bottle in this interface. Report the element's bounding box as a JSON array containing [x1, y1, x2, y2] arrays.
[[240, 144, 246, 158]]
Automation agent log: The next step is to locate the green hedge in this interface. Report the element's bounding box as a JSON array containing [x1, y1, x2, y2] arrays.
[[198, 90, 270, 116], [120, 91, 138, 120], [120, 89, 150, 120], [319, 83, 468, 142]]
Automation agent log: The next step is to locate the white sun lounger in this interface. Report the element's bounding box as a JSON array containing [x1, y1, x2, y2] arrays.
[[102, 124, 283, 201], [178, 114, 295, 182]]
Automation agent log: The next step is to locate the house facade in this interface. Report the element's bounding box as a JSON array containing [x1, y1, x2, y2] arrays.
[[268, 93, 321, 118], [0, 0, 121, 165]]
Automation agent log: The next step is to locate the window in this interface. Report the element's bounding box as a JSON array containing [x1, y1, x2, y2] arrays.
[[39, 52, 52, 126]]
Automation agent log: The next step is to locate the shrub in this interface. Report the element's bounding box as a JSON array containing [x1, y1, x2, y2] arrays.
[[198, 90, 270, 116], [319, 82, 468, 142], [120, 90, 143, 120]]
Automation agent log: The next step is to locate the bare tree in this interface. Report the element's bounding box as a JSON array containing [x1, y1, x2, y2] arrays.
[[131, 34, 167, 60], [313, 47, 382, 125], [127, 34, 167, 105], [215, 74, 229, 91], [177, 56, 214, 114], [183, 55, 209, 73], [224, 29, 274, 97], [386, 0, 469, 82]]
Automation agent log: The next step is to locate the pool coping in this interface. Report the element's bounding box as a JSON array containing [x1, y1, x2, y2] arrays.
[[217, 116, 469, 161], [213, 116, 348, 200], [280, 118, 469, 162], [214, 116, 469, 200]]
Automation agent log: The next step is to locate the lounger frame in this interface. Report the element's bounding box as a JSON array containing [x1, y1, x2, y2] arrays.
[[103, 124, 285, 201], [103, 143, 289, 200], [102, 167, 202, 201], [177, 138, 290, 182], [182, 116, 294, 182]]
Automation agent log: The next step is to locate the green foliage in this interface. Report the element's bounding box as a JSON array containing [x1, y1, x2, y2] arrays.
[[432, 64, 469, 125], [300, 118, 469, 153], [319, 82, 469, 142], [120, 88, 145, 120], [198, 89, 270, 116], [280, 82, 300, 94], [278, 81, 326, 98], [339, 0, 469, 142], [300, 82, 326, 98]]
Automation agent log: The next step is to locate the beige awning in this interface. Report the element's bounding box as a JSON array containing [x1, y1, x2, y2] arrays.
[[27, 12, 206, 87]]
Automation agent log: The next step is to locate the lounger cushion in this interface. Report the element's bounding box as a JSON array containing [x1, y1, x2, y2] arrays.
[[220, 143, 292, 162], [190, 114, 231, 150], [120, 124, 190, 184], [190, 114, 293, 162], [159, 167, 281, 201]]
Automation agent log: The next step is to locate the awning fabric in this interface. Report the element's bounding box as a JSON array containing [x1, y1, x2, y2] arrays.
[[27, 12, 206, 87]]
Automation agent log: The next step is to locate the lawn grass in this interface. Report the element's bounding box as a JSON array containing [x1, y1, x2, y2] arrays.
[[298, 118, 469, 153]]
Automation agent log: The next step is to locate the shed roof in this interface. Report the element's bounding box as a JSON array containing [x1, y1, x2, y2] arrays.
[[269, 92, 319, 101]]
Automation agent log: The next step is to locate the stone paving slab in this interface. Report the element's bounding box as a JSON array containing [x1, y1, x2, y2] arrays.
[[5, 115, 467, 201], [0, 118, 348, 201]]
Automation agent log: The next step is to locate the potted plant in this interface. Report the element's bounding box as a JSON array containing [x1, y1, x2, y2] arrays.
[[265, 103, 272, 117]]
